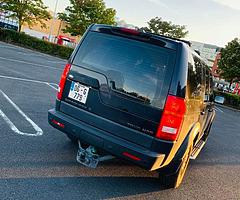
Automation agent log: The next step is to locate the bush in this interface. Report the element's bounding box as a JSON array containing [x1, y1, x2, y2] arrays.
[[213, 90, 240, 110], [0, 28, 74, 59]]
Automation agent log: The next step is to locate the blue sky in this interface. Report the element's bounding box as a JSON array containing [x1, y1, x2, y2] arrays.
[[43, 0, 240, 47]]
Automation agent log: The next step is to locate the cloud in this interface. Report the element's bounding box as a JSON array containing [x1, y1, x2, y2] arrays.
[[212, 0, 240, 10], [146, 0, 170, 9], [145, 0, 179, 15]]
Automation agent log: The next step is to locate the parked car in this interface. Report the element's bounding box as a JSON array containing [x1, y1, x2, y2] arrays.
[[214, 96, 225, 104], [48, 24, 216, 188]]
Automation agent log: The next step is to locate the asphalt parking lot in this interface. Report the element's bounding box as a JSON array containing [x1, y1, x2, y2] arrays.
[[0, 41, 239, 200]]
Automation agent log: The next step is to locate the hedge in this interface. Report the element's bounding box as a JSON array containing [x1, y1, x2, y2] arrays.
[[213, 90, 240, 110], [0, 28, 74, 59]]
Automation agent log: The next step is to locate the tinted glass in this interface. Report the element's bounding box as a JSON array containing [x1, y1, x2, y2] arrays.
[[73, 32, 176, 109], [188, 54, 198, 98], [188, 54, 205, 99], [209, 72, 214, 101], [205, 69, 210, 101]]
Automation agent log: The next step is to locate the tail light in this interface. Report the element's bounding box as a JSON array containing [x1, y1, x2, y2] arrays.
[[156, 95, 186, 141], [57, 63, 71, 100]]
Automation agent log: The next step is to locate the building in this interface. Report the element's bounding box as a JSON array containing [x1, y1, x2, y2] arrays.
[[191, 41, 221, 67], [0, 9, 79, 46], [22, 11, 79, 45], [191, 41, 227, 88], [0, 11, 18, 31], [211, 52, 221, 78]]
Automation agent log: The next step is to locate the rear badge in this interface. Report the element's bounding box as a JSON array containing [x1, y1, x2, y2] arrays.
[[127, 123, 141, 130], [127, 123, 153, 135], [142, 128, 154, 135]]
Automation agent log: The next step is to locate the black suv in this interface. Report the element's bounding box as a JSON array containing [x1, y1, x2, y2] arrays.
[[48, 24, 215, 188]]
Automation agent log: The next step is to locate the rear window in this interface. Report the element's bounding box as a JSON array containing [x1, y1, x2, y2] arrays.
[[73, 31, 176, 109]]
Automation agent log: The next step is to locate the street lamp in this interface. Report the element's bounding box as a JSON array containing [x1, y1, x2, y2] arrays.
[[48, 0, 59, 42]]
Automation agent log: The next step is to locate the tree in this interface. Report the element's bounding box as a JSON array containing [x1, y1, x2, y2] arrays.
[[140, 17, 188, 39], [58, 0, 116, 36], [218, 38, 240, 87], [0, 0, 51, 32]]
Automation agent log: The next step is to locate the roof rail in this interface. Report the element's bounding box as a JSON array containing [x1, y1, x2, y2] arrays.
[[140, 30, 191, 46]]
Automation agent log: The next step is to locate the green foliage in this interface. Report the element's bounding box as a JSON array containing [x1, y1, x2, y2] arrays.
[[0, 28, 73, 59], [0, 0, 51, 32], [218, 38, 240, 83], [214, 90, 240, 110], [140, 17, 188, 38], [59, 0, 116, 36]]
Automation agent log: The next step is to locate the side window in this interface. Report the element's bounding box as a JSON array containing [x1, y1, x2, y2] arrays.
[[209, 73, 214, 101], [205, 69, 210, 101], [187, 53, 197, 98], [188, 54, 205, 99]]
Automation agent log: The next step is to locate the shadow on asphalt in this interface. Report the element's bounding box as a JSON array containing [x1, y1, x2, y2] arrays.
[[189, 145, 240, 167], [0, 176, 167, 199]]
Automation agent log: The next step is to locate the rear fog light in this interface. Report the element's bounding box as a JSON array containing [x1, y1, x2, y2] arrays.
[[52, 119, 65, 128], [123, 152, 141, 161]]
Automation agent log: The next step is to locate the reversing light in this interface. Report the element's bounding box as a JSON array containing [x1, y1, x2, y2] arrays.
[[57, 63, 71, 100], [156, 95, 186, 141]]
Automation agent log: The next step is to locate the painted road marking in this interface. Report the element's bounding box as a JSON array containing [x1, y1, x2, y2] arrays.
[[46, 83, 58, 91], [0, 56, 62, 71], [0, 75, 58, 86], [46, 60, 66, 64], [0, 90, 43, 136], [215, 106, 224, 113], [16, 52, 66, 63], [0, 74, 58, 91]]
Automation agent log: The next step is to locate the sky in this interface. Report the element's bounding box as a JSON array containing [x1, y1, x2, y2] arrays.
[[43, 0, 240, 47]]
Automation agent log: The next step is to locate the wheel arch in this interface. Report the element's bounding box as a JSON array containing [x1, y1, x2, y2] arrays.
[[165, 122, 201, 165]]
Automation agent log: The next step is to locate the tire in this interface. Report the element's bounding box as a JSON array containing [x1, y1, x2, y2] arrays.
[[202, 122, 213, 141], [159, 142, 193, 189]]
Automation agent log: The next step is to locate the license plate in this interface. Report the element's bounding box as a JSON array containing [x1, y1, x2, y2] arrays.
[[68, 82, 90, 104]]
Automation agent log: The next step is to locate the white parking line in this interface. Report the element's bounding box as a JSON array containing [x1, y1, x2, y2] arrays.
[[16, 52, 29, 56], [16, 52, 66, 63], [0, 56, 62, 71], [215, 106, 224, 113], [0, 90, 43, 136], [46, 83, 58, 91], [0, 74, 58, 90], [46, 60, 66, 64]]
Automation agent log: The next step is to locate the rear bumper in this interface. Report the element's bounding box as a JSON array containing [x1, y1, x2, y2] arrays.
[[48, 109, 165, 171]]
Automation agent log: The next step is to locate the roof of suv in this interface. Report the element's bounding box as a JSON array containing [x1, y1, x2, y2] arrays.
[[90, 24, 191, 49]]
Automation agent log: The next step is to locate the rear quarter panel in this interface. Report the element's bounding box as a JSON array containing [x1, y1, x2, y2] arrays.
[[161, 43, 201, 167]]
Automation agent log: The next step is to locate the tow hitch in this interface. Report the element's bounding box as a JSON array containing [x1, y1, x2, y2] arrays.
[[76, 140, 114, 168]]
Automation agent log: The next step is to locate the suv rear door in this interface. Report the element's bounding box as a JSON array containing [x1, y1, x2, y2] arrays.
[[60, 26, 177, 145]]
